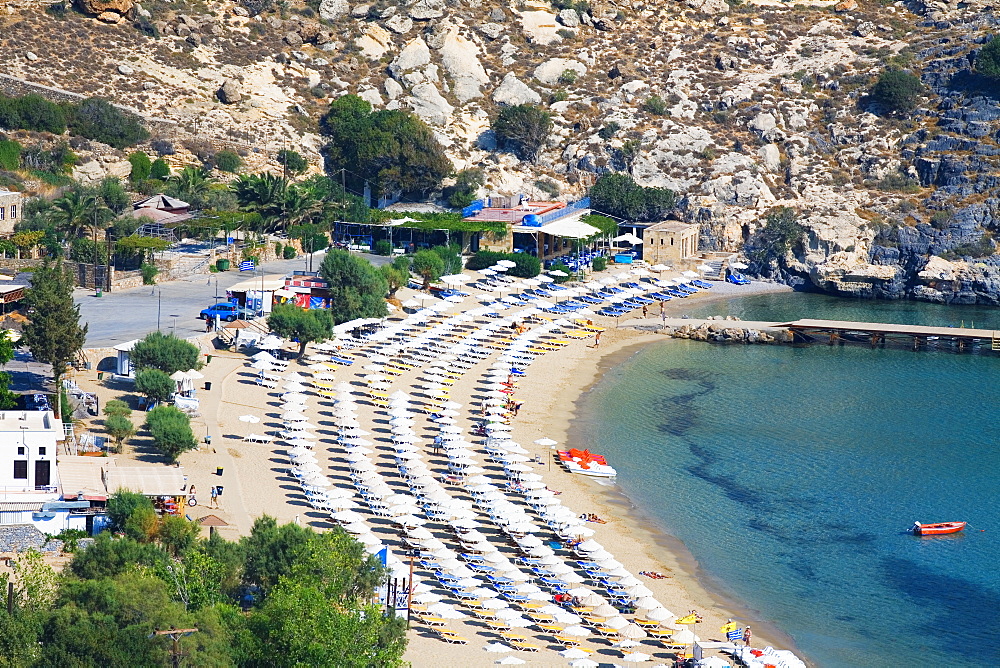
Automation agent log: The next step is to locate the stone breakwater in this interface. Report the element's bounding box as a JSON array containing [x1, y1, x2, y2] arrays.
[[627, 316, 792, 344]]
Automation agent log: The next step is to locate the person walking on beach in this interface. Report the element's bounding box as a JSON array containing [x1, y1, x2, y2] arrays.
[[660, 301, 666, 323], [593, 330, 602, 348], [743, 626, 752, 647], [210, 485, 219, 509], [642, 304, 648, 318]]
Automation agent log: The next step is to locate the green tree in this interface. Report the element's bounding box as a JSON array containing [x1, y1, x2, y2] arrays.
[[0, 331, 18, 410], [158, 515, 199, 557], [431, 243, 462, 274], [167, 166, 213, 208], [977, 36, 1000, 79], [411, 249, 445, 288], [445, 168, 484, 208], [20, 260, 87, 418], [320, 94, 452, 197], [145, 404, 197, 463], [589, 172, 675, 221], [277, 148, 308, 174], [318, 250, 388, 325], [267, 303, 333, 358], [67, 97, 149, 149], [130, 331, 200, 374], [241, 516, 313, 594], [870, 69, 923, 113], [379, 259, 409, 296], [746, 206, 805, 274], [135, 368, 175, 404], [105, 414, 136, 453], [48, 189, 106, 239], [98, 176, 130, 214], [128, 151, 152, 182], [106, 490, 155, 534], [149, 158, 171, 180], [287, 223, 329, 256], [104, 398, 132, 417], [214, 149, 243, 173], [0, 93, 66, 134], [12, 549, 58, 612], [642, 95, 668, 115], [491, 104, 553, 162]]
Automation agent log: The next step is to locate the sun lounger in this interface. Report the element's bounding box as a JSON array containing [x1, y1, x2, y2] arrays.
[[509, 640, 540, 652], [256, 378, 277, 388], [416, 615, 448, 627], [328, 356, 354, 365], [244, 433, 272, 444], [436, 631, 469, 644]]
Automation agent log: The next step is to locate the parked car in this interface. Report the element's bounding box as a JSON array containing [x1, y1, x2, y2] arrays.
[[199, 303, 257, 322]]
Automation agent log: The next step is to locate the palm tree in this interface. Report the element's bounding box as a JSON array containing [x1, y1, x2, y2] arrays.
[[281, 185, 322, 230], [231, 173, 293, 232], [168, 166, 213, 206], [48, 191, 107, 239]]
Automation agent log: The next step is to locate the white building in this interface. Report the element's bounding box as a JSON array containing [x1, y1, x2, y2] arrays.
[[0, 411, 62, 491]]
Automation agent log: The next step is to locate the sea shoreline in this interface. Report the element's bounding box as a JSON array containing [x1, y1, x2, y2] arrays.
[[563, 338, 809, 664]]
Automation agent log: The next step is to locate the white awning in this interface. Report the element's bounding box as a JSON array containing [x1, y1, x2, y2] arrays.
[[535, 218, 601, 239]]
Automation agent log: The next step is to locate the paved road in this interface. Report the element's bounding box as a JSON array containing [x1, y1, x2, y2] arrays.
[[75, 251, 391, 348]]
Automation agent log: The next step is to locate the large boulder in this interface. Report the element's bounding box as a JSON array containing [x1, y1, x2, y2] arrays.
[[389, 37, 431, 78], [407, 82, 453, 126], [439, 31, 488, 102], [533, 58, 587, 85], [318, 0, 349, 21], [492, 72, 541, 106], [76, 0, 133, 16], [217, 78, 243, 104], [557, 8, 580, 26], [409, 0, 444, 20]]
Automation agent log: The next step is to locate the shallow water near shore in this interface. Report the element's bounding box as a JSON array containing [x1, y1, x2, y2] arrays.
[[580, 293, 1000, 667]]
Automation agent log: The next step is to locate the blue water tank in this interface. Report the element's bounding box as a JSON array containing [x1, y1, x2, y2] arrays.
[[523, 214, 541, 227]]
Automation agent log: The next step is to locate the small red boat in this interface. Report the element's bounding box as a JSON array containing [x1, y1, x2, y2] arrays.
[[912, 521, 966, 536]]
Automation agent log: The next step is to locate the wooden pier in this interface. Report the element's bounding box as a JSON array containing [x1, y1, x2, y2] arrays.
[[777, 319, 1000, 351]]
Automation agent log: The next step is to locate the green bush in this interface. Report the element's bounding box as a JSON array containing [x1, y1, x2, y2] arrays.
[[128, 151, 151, 182], [466, 251, 540, 278], [144, 404, 197, 463], [141, 263, 158, 285], [445, 168, 484, 209], [282, 244, 297, 259], [0, 93, 66, 134], [274, 241, 283, 257], [929, 209, 953, 230], [592, 256, 607, 272], [976, 36, 1000, 79], [149, 158, 170, 180], [535, 179, 560, 198], [277, 148, 308, 174], [492, 105, 553, 162], [870, 69, 923, 113], [67, 97, 149, 149], [597, 122, 620, 140], [214, 149, 243, 173], [642, 95, 669, 115], [558, 69, 578, 85], [0, 139, 22, 170], [373, 239, 392, 256], [549, 261, 573, 282]]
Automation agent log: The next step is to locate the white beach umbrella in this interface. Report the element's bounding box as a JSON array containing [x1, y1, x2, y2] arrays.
[[560, 648, 593, 659]]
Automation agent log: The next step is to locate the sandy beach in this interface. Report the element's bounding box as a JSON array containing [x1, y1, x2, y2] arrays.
[[69, 273, 800, 667]]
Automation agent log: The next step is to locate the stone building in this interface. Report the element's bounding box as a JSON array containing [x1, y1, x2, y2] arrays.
[[0, 190, 23, 236], [642, 221, 700, 267]]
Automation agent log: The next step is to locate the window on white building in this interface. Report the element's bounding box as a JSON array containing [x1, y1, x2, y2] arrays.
[[13, 460, 27, 479]]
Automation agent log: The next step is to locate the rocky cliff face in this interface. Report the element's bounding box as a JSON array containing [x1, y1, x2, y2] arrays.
[[2, 0, 1000, 302]]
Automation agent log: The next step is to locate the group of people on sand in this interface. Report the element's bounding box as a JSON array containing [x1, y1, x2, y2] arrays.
[[580, 513, 606, 524], [553, 592, 583, 607]]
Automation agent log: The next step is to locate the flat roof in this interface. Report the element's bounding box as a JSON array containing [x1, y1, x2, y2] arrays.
[[57, 456, 109, 500], [645, 221, 698, 234], [105, 465, 186, 497], [0, 411, 61, 434], [228, 275, 287, 292]]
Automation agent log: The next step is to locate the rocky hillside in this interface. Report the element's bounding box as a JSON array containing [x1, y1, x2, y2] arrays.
[[2, 0, 1000, 302]]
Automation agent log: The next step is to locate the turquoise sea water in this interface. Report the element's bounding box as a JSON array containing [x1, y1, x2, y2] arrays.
[[579, 293, 1000, 667]]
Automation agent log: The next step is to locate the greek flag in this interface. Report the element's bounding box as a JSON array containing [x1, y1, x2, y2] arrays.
[[239, 260, 255, 272], [727, 628, 744, 642]]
